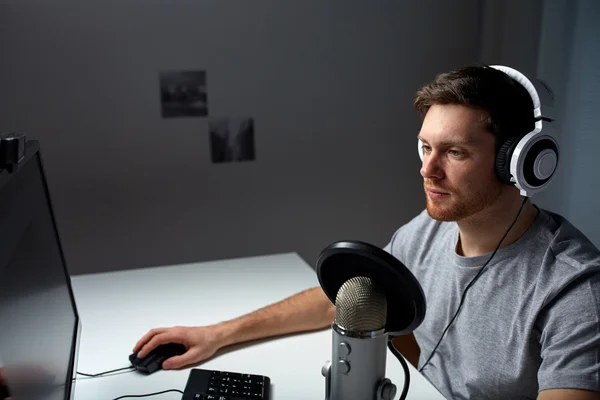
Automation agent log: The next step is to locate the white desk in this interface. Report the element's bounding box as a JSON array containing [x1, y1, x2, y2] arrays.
[[70, 253, 445, 400]]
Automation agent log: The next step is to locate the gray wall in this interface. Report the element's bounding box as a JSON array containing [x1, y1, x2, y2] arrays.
[[479, 0, 544, 75], [0, 1, 482, 274]]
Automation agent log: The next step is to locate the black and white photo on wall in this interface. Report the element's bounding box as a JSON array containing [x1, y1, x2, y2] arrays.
[[209, 117, 256, 163], [159, 70, 208, 118]]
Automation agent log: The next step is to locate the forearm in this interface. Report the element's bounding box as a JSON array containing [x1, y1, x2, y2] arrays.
[[214, 286, 335, 347]]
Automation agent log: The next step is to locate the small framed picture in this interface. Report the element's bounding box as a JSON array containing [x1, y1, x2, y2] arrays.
[[209, 117, 256, 163], [159, 70, 208, 118]]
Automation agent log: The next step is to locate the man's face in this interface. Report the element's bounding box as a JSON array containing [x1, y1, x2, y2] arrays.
[[418, 103, 505, 222]]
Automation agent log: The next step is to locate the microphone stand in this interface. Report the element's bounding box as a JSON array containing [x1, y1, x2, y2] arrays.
[[321, 335, 410, 400]]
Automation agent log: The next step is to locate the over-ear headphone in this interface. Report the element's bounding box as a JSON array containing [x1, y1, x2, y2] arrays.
[[417, 65, 559, 198]]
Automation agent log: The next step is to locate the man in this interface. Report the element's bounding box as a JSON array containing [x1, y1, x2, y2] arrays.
[[133, 65, 600, 399]]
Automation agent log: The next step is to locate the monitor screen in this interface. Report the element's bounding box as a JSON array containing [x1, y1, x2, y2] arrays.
[[0, 140, 80, 400]]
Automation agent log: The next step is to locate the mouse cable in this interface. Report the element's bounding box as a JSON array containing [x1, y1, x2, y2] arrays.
[[418, 195, 529, 373], [76, 366, 136, 377], [112, 389, 184, 400]]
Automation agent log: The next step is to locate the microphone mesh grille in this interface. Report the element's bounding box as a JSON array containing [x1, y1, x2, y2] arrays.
[[334, 276, 387, 332]]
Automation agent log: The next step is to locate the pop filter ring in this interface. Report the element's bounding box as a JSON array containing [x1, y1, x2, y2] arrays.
[[316, 240, 426, 336]]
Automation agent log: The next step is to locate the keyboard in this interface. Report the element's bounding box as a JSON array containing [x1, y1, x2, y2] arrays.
[[182, 368, 271, 400]]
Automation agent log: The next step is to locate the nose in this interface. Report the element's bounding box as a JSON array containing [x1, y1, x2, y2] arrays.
[[420, 151, 445, 180]]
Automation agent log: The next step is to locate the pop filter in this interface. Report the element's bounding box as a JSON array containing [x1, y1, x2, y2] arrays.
[[316, 240, 426, 336]]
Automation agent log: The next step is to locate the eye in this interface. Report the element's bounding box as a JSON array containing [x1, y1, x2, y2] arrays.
[[448, 149, 464, 158], [422, 144, 432, 154]]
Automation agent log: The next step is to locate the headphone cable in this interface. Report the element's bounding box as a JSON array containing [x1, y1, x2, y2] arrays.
[[418, 195, 529, 373]]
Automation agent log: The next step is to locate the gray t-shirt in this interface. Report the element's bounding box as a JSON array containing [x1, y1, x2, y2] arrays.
[[384, 206, 600, 399]]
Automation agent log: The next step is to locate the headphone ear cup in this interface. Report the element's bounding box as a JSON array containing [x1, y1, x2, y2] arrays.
[[496, 136, 520, 185], [418, 139, 424, 161]]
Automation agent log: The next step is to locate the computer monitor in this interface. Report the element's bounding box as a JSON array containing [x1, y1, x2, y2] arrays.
[[0, 137, 81, 400]]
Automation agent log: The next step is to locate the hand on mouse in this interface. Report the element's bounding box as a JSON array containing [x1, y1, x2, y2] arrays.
[[132, 325, 227, 370]]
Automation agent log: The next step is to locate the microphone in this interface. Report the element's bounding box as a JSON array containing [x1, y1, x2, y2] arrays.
[[321, 276, 397, 400], [316, 240, 427, 400]]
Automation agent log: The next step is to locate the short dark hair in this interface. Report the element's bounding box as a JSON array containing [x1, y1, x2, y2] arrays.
[[414, 64, 535, 149]]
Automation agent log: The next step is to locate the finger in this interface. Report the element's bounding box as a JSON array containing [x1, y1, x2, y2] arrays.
[[162, 350, 197, 370], [138, 332, 175, 359], [133, 328, 168, 352], [132, 328, 167, 353]]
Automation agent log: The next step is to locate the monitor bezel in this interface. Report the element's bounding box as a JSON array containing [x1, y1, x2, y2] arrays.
[[0, 139, 82, 399]]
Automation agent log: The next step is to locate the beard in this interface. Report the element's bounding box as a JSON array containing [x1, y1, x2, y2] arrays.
[[424, 180, 503, 222]]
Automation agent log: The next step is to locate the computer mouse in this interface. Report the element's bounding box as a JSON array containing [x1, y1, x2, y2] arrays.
[[129, 343, 186, 374]]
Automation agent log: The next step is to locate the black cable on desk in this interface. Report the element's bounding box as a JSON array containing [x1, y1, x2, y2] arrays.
[[76, 367, 183, 399], [387, 336, 410, 400], [112, 389, 184, 399], [77, 366, 136, 377]]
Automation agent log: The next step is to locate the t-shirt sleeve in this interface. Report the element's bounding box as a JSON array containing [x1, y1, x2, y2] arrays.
[[383, 229, 399, 254], [536, 271, 600, 393], [382, 210, 430, 264]]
